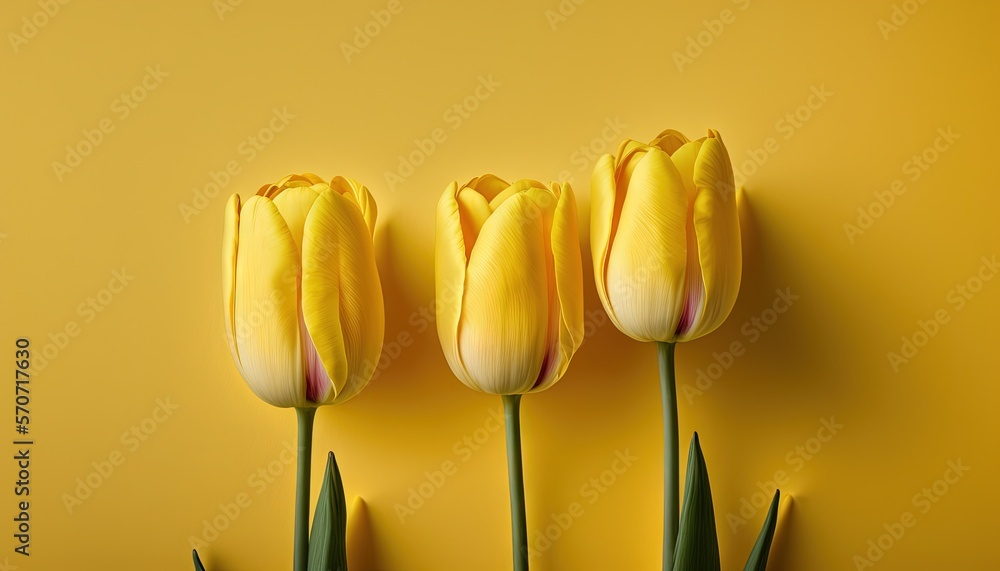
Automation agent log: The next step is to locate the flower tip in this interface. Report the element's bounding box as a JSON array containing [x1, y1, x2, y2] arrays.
[[614, 138, 637, 157]]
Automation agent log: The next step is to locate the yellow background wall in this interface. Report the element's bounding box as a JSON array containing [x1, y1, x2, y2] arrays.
[[2, 0, 997, 569]]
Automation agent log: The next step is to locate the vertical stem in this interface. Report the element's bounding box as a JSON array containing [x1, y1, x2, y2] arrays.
[[658, 342, 678, 571], [502, 394, 529, 571], [294, 407, 316, 571]]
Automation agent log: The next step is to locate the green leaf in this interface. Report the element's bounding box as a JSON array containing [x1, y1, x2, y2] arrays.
[[308, 451, 349, 571], [192, 549, 207, 571], [673, 432, 721, 571], [743, 490, 780, 571]]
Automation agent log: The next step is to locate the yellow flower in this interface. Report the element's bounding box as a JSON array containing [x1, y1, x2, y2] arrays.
[[591, 129, 741, 343], [222, 173, 384, 408], [435, 175, 584, 394]]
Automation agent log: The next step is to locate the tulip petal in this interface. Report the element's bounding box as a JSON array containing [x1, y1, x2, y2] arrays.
[[669, 140, 704, 198], [669, 139, 707, 338], [615, 138, 647, 165], [531, 183, 584, 392], [301, 190, 384, 404], [435, 183, 472, 386], [606, 149, 689, 342], [300, 173, 326, 185], [299, 190, 345, 403], [456, 188, 493, 256], [330, 176, 378, 237], [651, 129, 690, 154], [222, 193, 244, 377], [298, 206, 342, 403], [488, 179, 547, 211], [302, 190, 348, 404], [590, 153, 628, 333], [234, 196, 305, 407], [466, 174, 510, 201], [459, 193, 550, 394], [330, 191, 384, 403], [272, 186, 321, 255], [682, 132, 742, 340], [265, 174, 322, 199], [614, 143, 649, 202]]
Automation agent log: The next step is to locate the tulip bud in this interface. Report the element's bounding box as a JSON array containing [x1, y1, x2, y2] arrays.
[[435, 175, 584, 394], [591, 129, 741, 343], [222, 173, 384, 407]]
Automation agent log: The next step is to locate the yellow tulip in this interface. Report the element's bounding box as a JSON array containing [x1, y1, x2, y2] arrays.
[[591, 129, 741, 343], [222, 173, 384, 408], [435, 175, 584, 394]]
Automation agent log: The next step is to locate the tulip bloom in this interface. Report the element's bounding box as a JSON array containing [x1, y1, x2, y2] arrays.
[[591, 129, 741, 571], [436, 174, 584, 571], [591, 129, 741, 344], [222, 173, 384, 408], [435, 175, 585, 395]]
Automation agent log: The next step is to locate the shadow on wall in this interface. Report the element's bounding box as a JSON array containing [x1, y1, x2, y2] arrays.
[[768, 494, 797, 571], [690, 188, 805, 570], [347, 497, 377, 570]]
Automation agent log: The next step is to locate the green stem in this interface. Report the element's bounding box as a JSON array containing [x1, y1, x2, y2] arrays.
[[657, 342, 678, 571], [502, 394, 529, 571], [294, 407, 316, 571]]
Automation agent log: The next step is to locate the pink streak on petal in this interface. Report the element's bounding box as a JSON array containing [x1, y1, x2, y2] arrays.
[[530, 350, 552, 391], [675, 191, 704, 339], [675, 287, 701, 337], [297, 280, 332, 404]]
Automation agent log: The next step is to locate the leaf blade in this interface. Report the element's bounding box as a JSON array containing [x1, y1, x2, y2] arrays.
[[743, 490, 780, 571], [192, 549, 207, 571], [672, 432, 721, 571], [308, 451, 349, 571]]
